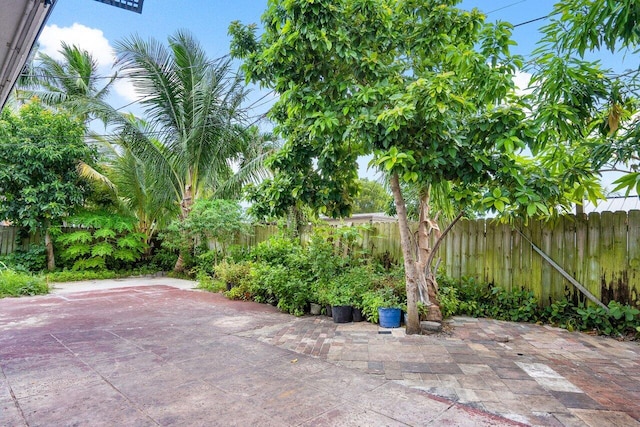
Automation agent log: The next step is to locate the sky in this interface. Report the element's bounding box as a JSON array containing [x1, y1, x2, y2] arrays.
[[38, 0, 635, 196], [42, 0, 564, 107]]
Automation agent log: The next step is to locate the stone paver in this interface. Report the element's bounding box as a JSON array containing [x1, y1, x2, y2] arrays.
[[1, 284, 517, 427], [241, 315, 640, 426]]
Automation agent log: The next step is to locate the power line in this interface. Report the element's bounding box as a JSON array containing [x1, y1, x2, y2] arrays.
[[486, 0, 528, 15], [513, 15, 550, 28]]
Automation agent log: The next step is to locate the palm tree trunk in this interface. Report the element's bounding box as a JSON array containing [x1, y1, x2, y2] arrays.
[[173, 184, 193, 273], [390, 173, 421, 335]]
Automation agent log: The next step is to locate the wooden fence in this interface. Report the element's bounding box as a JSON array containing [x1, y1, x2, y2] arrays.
[[0, 227, 40, 256], [354, 212, 639, 307], [2, 210, 638, 306], [437, 212, 640, 307]]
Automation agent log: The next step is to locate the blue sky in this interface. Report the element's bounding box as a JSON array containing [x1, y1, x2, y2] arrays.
[[42, 0, 564, 109], [40, 0, 632, 192]]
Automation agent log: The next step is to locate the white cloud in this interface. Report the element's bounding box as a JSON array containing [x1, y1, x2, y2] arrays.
[[38, 23, 139, 103], [40, 23, 115, 68], [111, 75, 139, 104], [513, 70, 535, 95]]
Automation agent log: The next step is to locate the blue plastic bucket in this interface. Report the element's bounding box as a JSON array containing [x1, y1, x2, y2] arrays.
[[378, 307, 401, 328]]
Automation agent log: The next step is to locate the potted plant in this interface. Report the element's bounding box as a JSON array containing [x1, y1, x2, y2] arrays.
[[326, 278, 354, 323], [308, 282, 322, 315], [316, 282, 332, 317], [365, 287, 403, 328], [377, 288, 403, 328], [342, 266, 371, 322]]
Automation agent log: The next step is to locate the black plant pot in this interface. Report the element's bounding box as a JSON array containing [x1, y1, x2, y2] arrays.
[[352, 307, 364, 322], [332, 305, 353, 323]]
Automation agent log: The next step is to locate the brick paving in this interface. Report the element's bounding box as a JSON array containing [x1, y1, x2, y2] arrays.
[[239, 315, 640, 426]]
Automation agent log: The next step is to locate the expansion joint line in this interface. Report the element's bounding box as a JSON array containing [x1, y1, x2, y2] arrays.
[[0, 363, 29, 426]]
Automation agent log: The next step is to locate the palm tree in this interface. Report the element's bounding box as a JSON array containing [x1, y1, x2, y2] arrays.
[[17, 42, 115, 122], [92, 30, 274, 271], [80, 118, 181, 249]]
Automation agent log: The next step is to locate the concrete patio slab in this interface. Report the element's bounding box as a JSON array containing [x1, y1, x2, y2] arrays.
[[1, 282, 518, 427]]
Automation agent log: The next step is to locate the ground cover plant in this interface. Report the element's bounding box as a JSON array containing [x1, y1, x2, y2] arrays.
[[439, 276, 640, 338], [0, 263, 48, 298]]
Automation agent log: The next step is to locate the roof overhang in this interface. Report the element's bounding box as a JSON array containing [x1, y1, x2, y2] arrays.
[[0, 0, 56, 110]]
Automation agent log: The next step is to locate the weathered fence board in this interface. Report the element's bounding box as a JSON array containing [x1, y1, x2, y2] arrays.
[[0, 227, 40, 256], [628, 211, 640, 304]]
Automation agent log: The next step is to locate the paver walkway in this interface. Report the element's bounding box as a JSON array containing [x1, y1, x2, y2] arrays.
[[0, 283, 517, 426], [241, 314, 640, 426]]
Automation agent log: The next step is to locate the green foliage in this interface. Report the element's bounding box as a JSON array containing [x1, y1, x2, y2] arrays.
[[0, 244, 47, 272], [196, 272, 226, 293], [162, 199, 250, 268], [443, 276, 640, 337], [529, 0, 639, 198], [196, 250, 219, 275], [328, 266, 373, 308], [352, 179, 393, 214], [57, 211, 147, 270], [543, 298, 579, 331], [215, 261, 253, 290], [0, 101, 93, 231], [149, 246, 178, 272], [211, 229, 407, 318], [0, 264, 48, 297], [360, 286, 404, 323], [437, 285, 460, 319], [45, 269, 118, 282], [248, 235, 302, 265]]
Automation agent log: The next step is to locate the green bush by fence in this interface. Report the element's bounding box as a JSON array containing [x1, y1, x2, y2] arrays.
[[3, 209, 639, 307]]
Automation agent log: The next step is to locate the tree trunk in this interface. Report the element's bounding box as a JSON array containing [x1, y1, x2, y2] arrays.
[[44, 222, 55, 272], [423, 211, 464, 321], [173, 184, 193, 273], [415, 191, 443, 322], [390, 173, 421, 335]]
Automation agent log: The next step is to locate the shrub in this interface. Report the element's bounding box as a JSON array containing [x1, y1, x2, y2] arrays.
[[542, 298, 578, 330], [196, 272, 226, 293], [160, 199, 250, 268], [442, 275, 640, 338], [361, 286, 404, 323], [45, 269, 117, 282], [437, 285, 460, 319], [196, 250, 219, 275], [214, 261, 253, 290], [248, 235, 302, 266], [57, 211, 147, 270], [149, 247, 178, 271], [0, 244, 47, 272], [0, 265, 48, 297]]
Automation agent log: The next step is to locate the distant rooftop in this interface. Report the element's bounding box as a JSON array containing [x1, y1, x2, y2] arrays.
[[581, 196, 640, 213], [320, 212, 397, 225]]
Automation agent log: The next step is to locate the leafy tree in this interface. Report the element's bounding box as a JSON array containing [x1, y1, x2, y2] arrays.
[[352, 179, 392, 214], [0, 100, 94, 270], [161, 199, 249, 267], [230, 0, 588, 332], [90, 31, 273, 272], [529, 0, 639, 195]]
